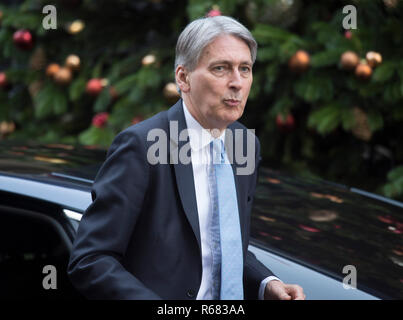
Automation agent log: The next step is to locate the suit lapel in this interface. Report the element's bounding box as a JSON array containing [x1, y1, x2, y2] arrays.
[[168, 100, 202, 252]]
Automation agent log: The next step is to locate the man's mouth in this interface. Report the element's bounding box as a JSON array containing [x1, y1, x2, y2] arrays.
[[223, 99, 241, 107]]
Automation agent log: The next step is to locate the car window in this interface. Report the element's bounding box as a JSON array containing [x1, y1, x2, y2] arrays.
[[0, 206, 82, 299]]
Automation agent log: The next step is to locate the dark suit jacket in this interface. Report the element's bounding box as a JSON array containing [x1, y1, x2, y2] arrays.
[[67, 99, 275, 299]]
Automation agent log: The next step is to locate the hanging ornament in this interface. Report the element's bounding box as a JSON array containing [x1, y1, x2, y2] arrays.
[[65, 54, 81, 72], [206, 5, 221, 17], [245, 0, 301, 28], [383, 0, 399, 9], [13, 29, 34, 50], [163, 82, 180, 102], [86, 78, 104, 96], [0, 121, 16, 136], [355, 61, 372, 80], [28, 80, 43, 99], [352, 107, 372, 141], [276, 113, 295, 133], [109, 86, 119, 100], [29, 47, 47, 70], [131, 116, 144, 125], [0, 72, 9, 89], [365, 51, 382, 68], [288, 50, 310, 73], [340, 51, 359, 70], [66, 20, 85, 34], [142, 54, 156, 66], [92, 112, 109, 128], [344, 30, 353, 39], [46, 63, 61, 77], [53, 67, 73, 85]]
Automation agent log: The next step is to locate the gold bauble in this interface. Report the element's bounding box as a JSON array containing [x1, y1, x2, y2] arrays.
[[142, 54, 156, 66], [0, 121, 16, 135], [355, 62, 372, 80], [288, 50, 310, 73], [67, 20, 85, 34], [352, 107, 372, 141], [65, 54, 81, 71], [340, 51, 359, 70], [46, 63, 61, 77], [53, 67, 73, 85], [163, 82, 180, 101], [365, 51, 382, 68]]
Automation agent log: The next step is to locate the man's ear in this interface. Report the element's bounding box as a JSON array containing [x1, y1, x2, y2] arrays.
[[175, 65, 190, 93]]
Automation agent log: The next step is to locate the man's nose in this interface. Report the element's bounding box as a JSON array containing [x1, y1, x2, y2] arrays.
[[228, 70, 242, 90]]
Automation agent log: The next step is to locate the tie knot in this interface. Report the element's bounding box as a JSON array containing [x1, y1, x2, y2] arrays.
[[211, 139, 225, 164]]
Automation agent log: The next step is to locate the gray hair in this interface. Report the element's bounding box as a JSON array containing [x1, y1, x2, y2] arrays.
[[175, 16, 257, 72]]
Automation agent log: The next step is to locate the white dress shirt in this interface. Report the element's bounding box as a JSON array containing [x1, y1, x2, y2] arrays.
[[182, 101, 280, 300]]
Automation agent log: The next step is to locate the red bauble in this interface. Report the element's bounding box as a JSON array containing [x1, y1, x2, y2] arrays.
[[92, 112, 109, 128], [276, 113, 295, 132], [13, 29, 34, 50], [0, 72, 8, 88], [344, 30, 353, 39], [207, 9, 221, 17], [131, 116, 144, 125], [86, 78, 103, 96]]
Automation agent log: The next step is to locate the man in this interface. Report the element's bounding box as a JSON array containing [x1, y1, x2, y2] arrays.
[[68, 15, 305, 300]]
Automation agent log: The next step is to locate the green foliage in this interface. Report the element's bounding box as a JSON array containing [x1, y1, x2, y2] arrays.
[[1, 0, 403, 201]]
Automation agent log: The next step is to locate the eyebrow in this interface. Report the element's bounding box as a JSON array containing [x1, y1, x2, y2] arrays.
[[209, 60, 253, 67]]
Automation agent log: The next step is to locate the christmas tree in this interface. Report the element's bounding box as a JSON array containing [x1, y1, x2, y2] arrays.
[[1, 0, 403, 201]]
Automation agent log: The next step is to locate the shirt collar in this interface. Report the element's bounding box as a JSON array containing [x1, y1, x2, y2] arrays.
[[182, 100, 225, 151]]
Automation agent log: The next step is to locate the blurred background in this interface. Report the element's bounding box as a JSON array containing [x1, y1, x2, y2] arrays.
[[0, 0, 402, 201]]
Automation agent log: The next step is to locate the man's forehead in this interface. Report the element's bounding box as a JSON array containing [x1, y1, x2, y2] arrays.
[[199, 35, 253, 64]]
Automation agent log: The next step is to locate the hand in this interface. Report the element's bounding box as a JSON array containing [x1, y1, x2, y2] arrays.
[[264, 280, 306, 300]]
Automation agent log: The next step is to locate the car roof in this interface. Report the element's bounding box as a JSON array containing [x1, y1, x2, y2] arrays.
[[0, 141, 402, 299], [252, 167, 403, 299]]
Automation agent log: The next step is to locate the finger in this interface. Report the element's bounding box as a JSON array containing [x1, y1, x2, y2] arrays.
[[287, 285, 305, 300]]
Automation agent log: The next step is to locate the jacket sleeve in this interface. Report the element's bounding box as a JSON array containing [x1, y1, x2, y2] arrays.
[[67, 129, 162, 300], [243, 135, 276, 299]]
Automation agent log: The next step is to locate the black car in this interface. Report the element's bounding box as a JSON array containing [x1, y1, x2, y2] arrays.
[[0, 141, 402, 299]]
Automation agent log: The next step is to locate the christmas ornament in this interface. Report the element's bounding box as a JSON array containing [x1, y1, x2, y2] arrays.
[[0, 121, 15, 136], [245, 0, 301, 28], [46, 63, 61, 77], [340, 51, 359, 70], [28, 80, 43, 98], [163, 82, 180, 102], [365, 51, 382, 68], [13, 29, 34, 50], [344, 30, 353, 39], [384, 0, 399, 8], [276, 113, 295, 132], [92, 112, 109, 128], [142, 54, 156, 66], [131, 116, 144, 125], [352, 107, 372, 141], [288, 50, 310, 73], [65, 54, 81, 71], [29, 47, 47, 70], [66, 20, 85, 34], [207, 5, 221, 17], [0, 72, 9, 89], [86, 78, 104, 96], [53, 67, 73, 85], [355, 61, 372, 80], [109, 86, 119, 100]]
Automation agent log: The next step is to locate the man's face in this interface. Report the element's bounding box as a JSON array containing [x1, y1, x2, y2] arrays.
[[181, 35, 253, 131]]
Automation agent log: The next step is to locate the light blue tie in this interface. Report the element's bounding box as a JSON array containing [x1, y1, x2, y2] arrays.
[[210, 138, 244, 300]]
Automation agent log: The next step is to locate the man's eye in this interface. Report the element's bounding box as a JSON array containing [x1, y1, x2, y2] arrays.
[[240, 66, 251, 73], [213, 66, 225, 71]]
